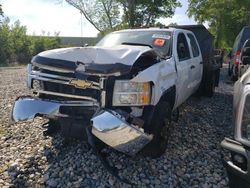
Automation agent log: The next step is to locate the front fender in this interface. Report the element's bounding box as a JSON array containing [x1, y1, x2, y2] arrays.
[[131, 58, 177, 105]]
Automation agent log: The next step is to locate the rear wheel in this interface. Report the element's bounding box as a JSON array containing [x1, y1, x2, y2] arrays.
[[204, 72, 215, 97], [141, 101, 172, 158]]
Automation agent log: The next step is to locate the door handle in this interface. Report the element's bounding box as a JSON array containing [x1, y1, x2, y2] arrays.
[[200, 62, 203, 64], [190, 65, 195, 69]]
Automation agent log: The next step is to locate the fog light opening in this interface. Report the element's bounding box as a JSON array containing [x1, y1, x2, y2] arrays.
[[233, 154, 244, 164], [32, 80, 42, 90], [231, 152, 247, 171]]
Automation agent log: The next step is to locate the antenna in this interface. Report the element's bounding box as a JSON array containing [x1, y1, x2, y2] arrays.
[[80, 11, 84, 46]]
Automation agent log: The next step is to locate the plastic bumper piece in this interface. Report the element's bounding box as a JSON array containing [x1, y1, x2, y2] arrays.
[[91, 110, 152, 156]]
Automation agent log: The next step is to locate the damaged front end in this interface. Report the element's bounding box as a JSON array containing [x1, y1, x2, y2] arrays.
[[11, 47, 155, 156]]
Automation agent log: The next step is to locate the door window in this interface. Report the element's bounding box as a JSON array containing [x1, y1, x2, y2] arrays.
[[187, 33, 200, 57], [177, 33, 190, 61]]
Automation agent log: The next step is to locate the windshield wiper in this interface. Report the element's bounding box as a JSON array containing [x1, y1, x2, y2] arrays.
[[121, 42, 152, 48]]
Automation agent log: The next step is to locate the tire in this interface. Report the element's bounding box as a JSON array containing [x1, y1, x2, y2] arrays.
[[141, 101, 172, 158], [204, 72, 215, 97], [231, 65, 239, 81]]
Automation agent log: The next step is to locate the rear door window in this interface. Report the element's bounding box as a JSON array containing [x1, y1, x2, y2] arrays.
[[241, 28, 250, 49], [187, 33, 200, 57]]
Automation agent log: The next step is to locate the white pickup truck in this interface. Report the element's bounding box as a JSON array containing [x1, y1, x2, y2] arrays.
[[11, 25, 220, 158]]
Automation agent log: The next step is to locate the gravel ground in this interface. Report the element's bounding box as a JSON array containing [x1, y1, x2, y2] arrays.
[[0, 65, 233, 188]]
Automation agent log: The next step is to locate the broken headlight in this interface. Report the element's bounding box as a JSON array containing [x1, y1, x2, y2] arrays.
[[112, 80, 151, 106], [241, 94, 250, 141]]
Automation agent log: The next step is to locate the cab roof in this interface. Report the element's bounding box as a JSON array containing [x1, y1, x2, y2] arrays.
[[113, 27, 176, 33]]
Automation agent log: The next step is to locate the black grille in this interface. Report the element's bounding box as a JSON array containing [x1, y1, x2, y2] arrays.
[[35, 67, 101, 101], [42, 81, 101, 101]]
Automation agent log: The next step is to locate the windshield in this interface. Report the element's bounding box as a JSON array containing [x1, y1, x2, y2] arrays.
[[96, 30, 172, 57]]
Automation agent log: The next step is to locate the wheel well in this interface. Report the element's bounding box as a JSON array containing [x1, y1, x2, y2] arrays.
[[141, 86, 176, 133], [159, 86, 176, 110]]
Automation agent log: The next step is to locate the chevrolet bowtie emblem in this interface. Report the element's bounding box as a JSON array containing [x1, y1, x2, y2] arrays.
[[69, 79, 93, 89]]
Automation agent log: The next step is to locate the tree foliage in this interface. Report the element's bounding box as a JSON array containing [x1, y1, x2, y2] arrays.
[[119, 0, 181, 28], [0, 20, 62, 65], [65, 0, 120, 33], [65, 0, 181, 33], [0, 19, 12, 64], [188, 0, 250, 48]]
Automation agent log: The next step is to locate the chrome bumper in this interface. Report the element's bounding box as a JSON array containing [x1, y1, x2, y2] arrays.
[[11, 97, 152, 156], [91, 110, 153, 156], [11, 96, 98, 122]]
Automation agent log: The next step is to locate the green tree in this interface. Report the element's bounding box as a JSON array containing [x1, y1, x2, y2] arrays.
[[235, 0, 250, 25], [66, 0, 181, 34], [0, 19, 12, 65], [188, 0, 249, 48], [0, 18, 62, 65], [10, 21, 32, 63], [119, 0, 181, 28], [30, 32, 61, 56]]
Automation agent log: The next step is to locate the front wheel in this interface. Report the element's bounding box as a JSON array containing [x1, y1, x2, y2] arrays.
[[141, 101, 172, 158]]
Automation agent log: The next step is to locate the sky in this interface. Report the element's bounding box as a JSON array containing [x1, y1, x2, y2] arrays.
[[1, 0, 198, 37]]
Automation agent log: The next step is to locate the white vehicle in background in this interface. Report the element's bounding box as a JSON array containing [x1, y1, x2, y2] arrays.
[[222, 39, 250, 188]]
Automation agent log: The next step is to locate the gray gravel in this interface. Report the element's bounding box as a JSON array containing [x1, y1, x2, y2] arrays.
[[0, 65, 233, 187]]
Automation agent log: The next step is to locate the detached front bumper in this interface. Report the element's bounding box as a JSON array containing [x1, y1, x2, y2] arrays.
[[11, 96, 97, 122], [11, 96, 152, 156], [221, 138, 250, 188], [91, 110, 152, 156]]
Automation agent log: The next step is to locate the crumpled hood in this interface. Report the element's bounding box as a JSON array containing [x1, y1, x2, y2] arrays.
[[32, 45, 154, 75]]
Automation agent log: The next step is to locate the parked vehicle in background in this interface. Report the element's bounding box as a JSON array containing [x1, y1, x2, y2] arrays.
[[228, 26, 250, 81], [221, 39, 250, 188]]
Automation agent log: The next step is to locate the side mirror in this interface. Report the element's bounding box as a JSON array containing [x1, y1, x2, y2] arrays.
[[241, 40, 250, 65]]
